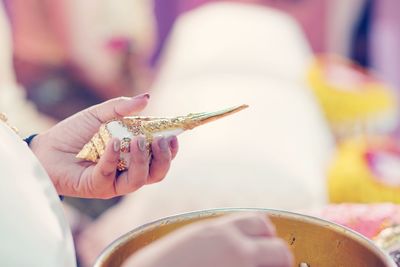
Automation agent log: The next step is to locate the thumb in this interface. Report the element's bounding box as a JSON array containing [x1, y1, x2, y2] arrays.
[[86, 93, 150, 123]]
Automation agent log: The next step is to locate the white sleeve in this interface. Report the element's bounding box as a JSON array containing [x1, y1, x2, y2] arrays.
[[0, 123, 76, 267]]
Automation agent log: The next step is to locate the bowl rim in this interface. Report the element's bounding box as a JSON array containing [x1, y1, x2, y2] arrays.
[[94, 207, 396, 267]]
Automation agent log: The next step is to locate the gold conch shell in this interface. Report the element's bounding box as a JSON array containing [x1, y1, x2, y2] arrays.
[[77, 105, 248, 170]]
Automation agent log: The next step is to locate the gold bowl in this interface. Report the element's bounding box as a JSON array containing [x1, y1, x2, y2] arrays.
[[94, 208, 395, 267]]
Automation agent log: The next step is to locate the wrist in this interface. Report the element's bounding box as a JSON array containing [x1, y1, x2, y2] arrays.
[[27, 133, 42, 156], [24, 134, 38, 147]]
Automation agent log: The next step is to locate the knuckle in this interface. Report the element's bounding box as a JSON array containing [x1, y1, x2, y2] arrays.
[[248, 215, 269, 232], [100, 169, 114, 177], [100, 164, 117, 177]]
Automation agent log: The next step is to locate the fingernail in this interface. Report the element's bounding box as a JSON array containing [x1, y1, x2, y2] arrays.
[[137, 136, 147, 152], [134, 93, 150, 99], [168, 136, 178, 150], [158, 137, 169, 152], [113, 139, 120, 152]]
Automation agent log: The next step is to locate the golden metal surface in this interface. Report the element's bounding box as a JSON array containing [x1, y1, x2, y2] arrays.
[[94, 208, 395, 267], [77, 105, 248, 169], [77, 124, 111, 162]]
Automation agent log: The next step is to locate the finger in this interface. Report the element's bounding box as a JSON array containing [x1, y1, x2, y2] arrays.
[[220, 213, 276, 237], [253, 238, 293, 267], [116, 136, 150, 194], [168, 136, 179, 160], [147, 136, 172, 184], [86, 93, 149, 123], [89, 138, 120, 197]]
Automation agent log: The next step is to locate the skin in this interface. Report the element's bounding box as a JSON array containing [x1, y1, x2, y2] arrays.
[[30, 93, 179, 199], [123, 213, 293, 267]]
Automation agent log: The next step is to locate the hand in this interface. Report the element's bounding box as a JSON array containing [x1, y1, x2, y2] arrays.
[[123, 213, 293, 267], [30, 94, 179, 199]]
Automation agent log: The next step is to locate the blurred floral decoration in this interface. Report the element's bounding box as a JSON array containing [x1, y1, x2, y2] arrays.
[[328, 136, 400, 204], [309, 203, 400, 265], [307, 55, 400, 205], [307, 55, 398, 140]]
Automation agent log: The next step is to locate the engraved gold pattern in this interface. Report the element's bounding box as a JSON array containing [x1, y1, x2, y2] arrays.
[[76, 105, 248, 170]]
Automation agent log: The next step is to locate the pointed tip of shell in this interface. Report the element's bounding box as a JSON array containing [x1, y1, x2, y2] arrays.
[[235, 104, 249, 110], [76, 149, 89, 160], [190, 104, 249, 127], [228, 104, 249, 114], [76, 104, 249, 162]]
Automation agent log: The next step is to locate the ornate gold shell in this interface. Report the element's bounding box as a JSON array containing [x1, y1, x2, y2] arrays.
[[76, 105, 248, 170]]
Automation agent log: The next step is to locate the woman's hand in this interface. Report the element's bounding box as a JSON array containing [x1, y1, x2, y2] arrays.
[[123, 213, 293, 267], [30, 94, 179, 199]]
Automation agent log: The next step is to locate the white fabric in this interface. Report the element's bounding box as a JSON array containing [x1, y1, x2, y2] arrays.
[[0, 123, 76, 267], [79, 5, 334, 261]]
